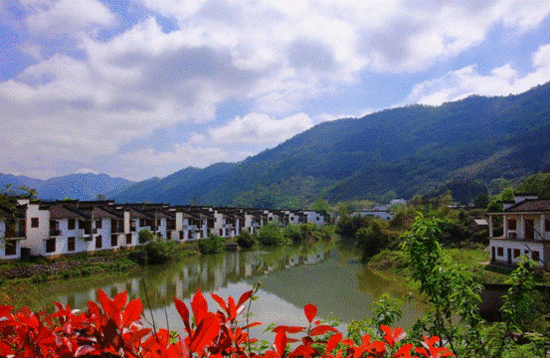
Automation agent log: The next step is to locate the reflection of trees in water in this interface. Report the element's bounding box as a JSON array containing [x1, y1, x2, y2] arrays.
[[355, 266, 409, 298], [55, 245, 331, 311]]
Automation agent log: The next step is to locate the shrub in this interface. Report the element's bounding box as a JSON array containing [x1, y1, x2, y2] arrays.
[[198, 235, 226, 254], [257, 223, 285, 246], [237, 229, 256, 249], [141, 239, 180, 264], [138, 229, 155, 244]]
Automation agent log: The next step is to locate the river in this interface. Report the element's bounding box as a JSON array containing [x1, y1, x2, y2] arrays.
[[9, 241, 425, 340]]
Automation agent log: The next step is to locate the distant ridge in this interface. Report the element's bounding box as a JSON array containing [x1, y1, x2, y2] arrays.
[[0, 173, 134, 201]]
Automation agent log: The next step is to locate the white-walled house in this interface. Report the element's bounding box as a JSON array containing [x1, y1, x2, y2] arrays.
[[303, 210, 327, 225], [20, 200, 50, 256], [488, 195, 550, 269]]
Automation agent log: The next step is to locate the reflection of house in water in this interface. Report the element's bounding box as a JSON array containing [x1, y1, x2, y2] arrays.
[[305, 251, 325, 264], [53, 248, 332, 312], [286, 255, 300, 268]]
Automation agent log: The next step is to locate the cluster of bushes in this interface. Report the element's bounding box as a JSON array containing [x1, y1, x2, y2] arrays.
[[198, 235, 226, 254], [133, 229, 198, 264], [236, 223, 337, 248]]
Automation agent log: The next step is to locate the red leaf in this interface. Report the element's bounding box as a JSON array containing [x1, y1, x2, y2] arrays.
[[114, 291, 128, 310], [304, 303, 317, 323], [97, 288, 121, 326], [122, 298, 142, 327], [393, 343, 413, 358], [123, 327, 152, 346], [289, 345, 316, 358], [228, 296, 237, 320], [211, 293, 228, 314], [174, 298, 191, 333], [309, 324, 337, 336], [274, 330, 287, 357], [237, 290, 253, 308], [191, 288, 208, 324], [189, 312, 220, 352], [243, 321, 262, 329], [326, 332, 343, 352], [272, 325, 305, 334], [97, 288, 112, 312]]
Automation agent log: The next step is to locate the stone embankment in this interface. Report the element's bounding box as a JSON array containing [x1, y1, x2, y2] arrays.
[[0, 256, 119, 279]]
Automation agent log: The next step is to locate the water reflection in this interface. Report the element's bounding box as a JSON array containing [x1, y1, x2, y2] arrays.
[[33, 242, 424, 336]]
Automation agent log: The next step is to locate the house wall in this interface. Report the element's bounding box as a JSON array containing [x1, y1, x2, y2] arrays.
[[489, 238, 548, 269], [304, 211, 326, 225], [21, 203, 50, 256], [0, 222, 21, 260]]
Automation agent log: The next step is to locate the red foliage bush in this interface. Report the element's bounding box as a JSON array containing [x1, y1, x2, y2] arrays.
[[0, 288, 453, 358]]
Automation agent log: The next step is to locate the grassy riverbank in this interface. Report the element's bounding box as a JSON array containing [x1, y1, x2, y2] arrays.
[[365, 246, 517, 284], [0, 241, 200, 308]]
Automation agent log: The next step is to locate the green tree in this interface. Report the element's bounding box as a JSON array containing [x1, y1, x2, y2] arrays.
[[257, 223, 285, 246], [138, 229, 155, 244], [355, 219, 389, 261], [198, 235, 226, 254]]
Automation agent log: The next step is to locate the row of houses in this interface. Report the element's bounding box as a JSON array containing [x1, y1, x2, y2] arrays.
[[0, 199, 328, 260]]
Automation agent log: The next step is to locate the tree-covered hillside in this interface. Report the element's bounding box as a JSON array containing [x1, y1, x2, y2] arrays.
[[38, 81, 550, 208]]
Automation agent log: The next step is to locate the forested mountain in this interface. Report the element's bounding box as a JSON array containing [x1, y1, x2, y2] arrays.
[[5, 82, 550, 207], [0, 173, 134, 201]]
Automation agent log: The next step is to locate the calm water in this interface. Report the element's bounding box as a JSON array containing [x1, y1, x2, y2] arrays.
[[19, 242, 424, 339]]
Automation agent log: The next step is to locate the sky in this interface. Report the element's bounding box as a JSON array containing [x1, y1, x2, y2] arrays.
[[1, 0, 550, 182]]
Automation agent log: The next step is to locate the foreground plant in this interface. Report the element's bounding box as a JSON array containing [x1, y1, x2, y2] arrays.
[[0, 288, 453, 358]]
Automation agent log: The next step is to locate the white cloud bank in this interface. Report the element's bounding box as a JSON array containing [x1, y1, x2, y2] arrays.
[[1, 0, 550, 179], [405, 44, 550, 106]]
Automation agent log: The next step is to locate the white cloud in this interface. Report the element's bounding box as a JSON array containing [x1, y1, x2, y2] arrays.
[[75, 168, 101, 175], [113, 145, 229, 180], [3, 0, 550, 180], [25, 0, 116, 36], [209, 112, 313, 145], [404, 44, 550, 106]]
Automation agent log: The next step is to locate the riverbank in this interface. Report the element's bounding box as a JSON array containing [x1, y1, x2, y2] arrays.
[[0, 241, 200, 283], [365, 246, 515, 284]]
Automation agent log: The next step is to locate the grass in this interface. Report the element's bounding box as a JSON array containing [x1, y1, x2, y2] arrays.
[[366, 246, 511, 284]]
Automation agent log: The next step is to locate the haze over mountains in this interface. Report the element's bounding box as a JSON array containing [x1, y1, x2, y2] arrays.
[[3, 82, 550, 208]]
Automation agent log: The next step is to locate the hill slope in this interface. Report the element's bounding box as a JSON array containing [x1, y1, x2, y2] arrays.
[[6, 82, 550, 207]]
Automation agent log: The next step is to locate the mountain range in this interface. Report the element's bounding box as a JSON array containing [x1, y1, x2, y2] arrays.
[[3, 82, 550, 208], [0, 173, 134, 201]]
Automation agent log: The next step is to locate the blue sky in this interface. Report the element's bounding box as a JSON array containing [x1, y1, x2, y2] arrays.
[[1, 0, 550, 181]]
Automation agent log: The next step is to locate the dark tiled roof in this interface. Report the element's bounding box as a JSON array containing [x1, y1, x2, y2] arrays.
[[505, 199, 550, 212], [50, 204, 89, 220]]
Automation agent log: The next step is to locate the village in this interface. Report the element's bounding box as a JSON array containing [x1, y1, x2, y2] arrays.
[[0, 199, 328, 260]]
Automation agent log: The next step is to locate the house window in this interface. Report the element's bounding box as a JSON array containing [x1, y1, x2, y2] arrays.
[[96, 220, 102, 229], [95, 235, 102, 249], [513, 249, 520, 258], [126, 234, 132, 245], [31, 218, 39, 228], [532, 251, 540, 262], [497, 247, 503, 256], [46, 238, 56, 253], [68, 237, 75, 252], [5, 240, 16, 256], [507, 219, 516, 231], [111, 234, 118, 247], [68, 219, 76, 230]]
